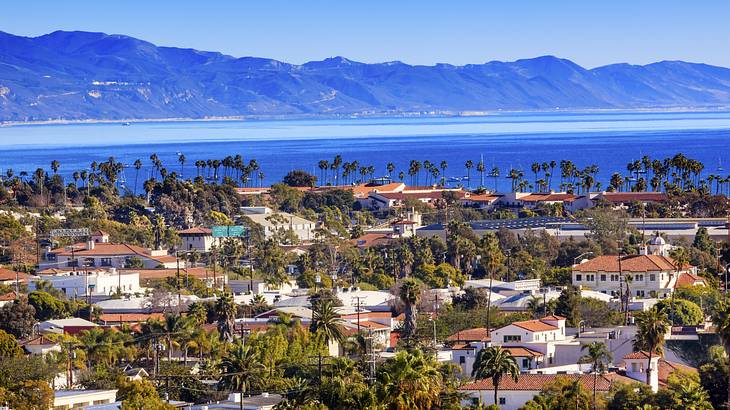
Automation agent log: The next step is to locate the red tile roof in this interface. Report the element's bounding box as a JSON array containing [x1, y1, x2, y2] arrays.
[[446, 328, 491, 343], [574, 255, 690, 273], [352, 320, 390, 330], [658, 359, 696, 387], [351, 233, 391, 248], [0, 268, 31, 282], [541, 315, 566, 321], [98, 313, 165, 323], [510, 320, 559, 332], [177, 227, 212, 235], [0, 291, 18, 301], [503, 346, 544, 357], [463, 193, 502, 203], [519, 193, 579, 203], [460, 373, 634, 391], [623, 351, 655, 360], [674, 271, 706, 288], [23, 335, 58, 346]]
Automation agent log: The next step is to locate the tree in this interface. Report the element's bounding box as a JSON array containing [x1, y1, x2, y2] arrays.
[[28, 291, 67, 321], [698, 345, 728, 409], [282, 170, 317, 187], [0, 330, 22, 358], [581, 207, 629, 254], [398, 279, 422, 348], [118, 378, 174, 410], [215, 292, 236, 342], [523, 377, 592, 410], [309, 299, 346, 349], [580, 342, 612, 410], [376, 349, 443, 410], [633, 308, 669, 385], [218, 341, 264, 402], [478, 233, 504, 334], [0, 299, 36, 339], [711, 298, 730, 407], [471, 346, 520, 406], [654, 298, 703, 326]]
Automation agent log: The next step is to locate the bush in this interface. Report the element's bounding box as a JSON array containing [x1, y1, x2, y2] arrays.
[[655, 298, 703, 326]]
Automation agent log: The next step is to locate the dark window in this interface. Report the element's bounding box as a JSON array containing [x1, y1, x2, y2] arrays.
[[459, 356, 465, 364], [101, 258, 113, 267], [576, 274, 582, 281], [499, 398, 506, 405]]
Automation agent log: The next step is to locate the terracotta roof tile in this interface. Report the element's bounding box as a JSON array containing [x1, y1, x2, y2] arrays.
[[51, 243, 177, 263], [446, 328, 491, 343], [0, 291, 18, 301], [503, 346, 544, 357], [574, 255, 690, 273], [674, 272, 706, 288], [511, 320, 559, 332], [598, 192, 668, 203], [0, 268, 31, 282], [460, 373, 634, 391], [658, 359, 696, 386], [98, 313, 165, 323], [177, 227, 212, 235], [519, 193, 579, 203], [623, 351, 654, 360]]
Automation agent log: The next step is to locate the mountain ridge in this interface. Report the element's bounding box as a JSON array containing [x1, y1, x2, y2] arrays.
[[2, 30, 730, 122]]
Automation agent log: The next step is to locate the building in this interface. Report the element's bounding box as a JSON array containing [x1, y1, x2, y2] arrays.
[[43, 231, 177, 270], [459, 373, 634, 410], [192, 392, 283, 410], [446, 328, 492, 376], [241, 207, 316, 242], [22, 335, 61, 355], [490, 315, 567, 367], [178, 227, 214, 252], [498, 192, 582, 211], [53, 390, 118, 409], [39, 318, 98, 335], [29, 269, 142, 298], [572, 252, 700, 298], [0, 291, 18, 307]]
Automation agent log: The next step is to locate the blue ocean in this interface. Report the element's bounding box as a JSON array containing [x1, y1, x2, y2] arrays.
[[1, 111, 730, 189]]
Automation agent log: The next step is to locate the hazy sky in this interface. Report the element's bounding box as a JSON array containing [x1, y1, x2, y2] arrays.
[[2, 0, 729, 68]]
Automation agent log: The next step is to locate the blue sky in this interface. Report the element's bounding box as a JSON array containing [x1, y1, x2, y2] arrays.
[[2, 0, 729, 68]]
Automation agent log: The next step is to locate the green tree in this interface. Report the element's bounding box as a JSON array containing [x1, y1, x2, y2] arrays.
[[471, 346, 520, 406], [633, 308, 669, 385], [282, 170, 317, 187], [478, 233, 504, 333], [28, 291, 67, 321], [376, 349, 443, 410], [118, 378, 174, 410], [397, 279, 422, 348], [579, 342, 612, 410], [310, 299, 346, 349], [0, 299, 36, 339], [711, 298, 730, 407], [218, 341, 264, 402], [654, 298, 703, 326], [0, 330, 22, 358], [216, 292, 236, 342]]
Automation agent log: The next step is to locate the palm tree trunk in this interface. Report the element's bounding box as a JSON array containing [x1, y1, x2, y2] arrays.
[[493, 376, 499, 406], [646, 350, 652, 385]]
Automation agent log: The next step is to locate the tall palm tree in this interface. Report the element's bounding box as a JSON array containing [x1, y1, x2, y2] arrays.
[[218, 341, 264, 409], [310, 299, 345, 350], [133, 159, 142, 196], [479, 234, 504, 334], [580, 342, 612, 410], [152, 313, 193, 362], [471, 346, 520, 406], [216, 292, 236, 342], [633, 308, 669, 385], [178, 154, 186, 179], [376, 350, 443, 410], [465, 160, 473, 189], [669, 247, 690, 327], [398, 279, 422, 348]]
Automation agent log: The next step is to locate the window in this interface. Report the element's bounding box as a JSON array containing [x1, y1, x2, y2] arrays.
[[522, 358, 530, 368], [101, 258, 113, 267], [459, 356, 465, 364], [636, 290, 645, 297], [84, 258, 95, 267], [576, 274, 582, 281], [503, 335, 521, 342], [632, 362, 639, 372], [499, 398, 506, 405], [600, 274, 606, 282], [650, 274, 656, 281], [587, 274, 595, 282], [636, 274, 644, 281], [67, 259, 78, 267]]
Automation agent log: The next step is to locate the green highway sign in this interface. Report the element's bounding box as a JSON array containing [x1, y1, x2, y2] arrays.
[[212, 225, 247, 238]]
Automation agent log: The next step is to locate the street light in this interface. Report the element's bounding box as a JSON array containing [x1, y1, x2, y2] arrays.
[[315, 274, 321, 292]]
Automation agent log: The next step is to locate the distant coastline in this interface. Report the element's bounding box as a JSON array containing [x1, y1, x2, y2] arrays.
[[3, 106, 730, 128]]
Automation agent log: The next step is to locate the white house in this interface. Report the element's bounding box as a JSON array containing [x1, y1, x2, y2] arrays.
[[53, 390, 117, 409], [241, 207, 316, 242], [490, 315, 567, 367], [39, 318, 98, 335], [29, 269, 142, 298], [178, 227, 214, 252], [22, 335, 62, 355], [43, 231, 177, 270], [459, 373, 634, 410]]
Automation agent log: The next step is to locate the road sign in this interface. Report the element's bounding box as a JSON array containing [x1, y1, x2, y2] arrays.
[[211, 225, 247, 238], [50, 228, 90, 238]]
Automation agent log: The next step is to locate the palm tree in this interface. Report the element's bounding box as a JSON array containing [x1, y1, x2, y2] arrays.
[[472, 346, 519, 406], [580, 342, 612, 410], [477, 158, 486, 188], [376, 350, 443, 410], [216, 292, 236, 342], [479, 234, 504, 334], [465, 160, 474, 189], [669, 247, 690, 327], [386, 162, 396, 179], [178, 154, 186, 179], [152, 313, 193, 362], [218, 341, 264, 408], [398, 279, 422, 348], [310, 299, 346, 351], [633, 308, 669, 385]]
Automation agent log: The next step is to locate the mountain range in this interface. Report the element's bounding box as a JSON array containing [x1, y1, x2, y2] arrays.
[[2, 30, 730, 122]]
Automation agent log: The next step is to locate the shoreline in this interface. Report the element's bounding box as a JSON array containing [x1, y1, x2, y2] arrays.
[[2, 106, 730, 128]]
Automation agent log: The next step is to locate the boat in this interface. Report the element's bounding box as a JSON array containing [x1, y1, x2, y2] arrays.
[[122, 122, 131, 126]]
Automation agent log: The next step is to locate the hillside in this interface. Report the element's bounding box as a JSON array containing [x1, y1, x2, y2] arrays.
[[2, 30, 730, 121]]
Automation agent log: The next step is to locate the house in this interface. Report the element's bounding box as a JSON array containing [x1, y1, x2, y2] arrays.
[[590, 191, 669, 208], [178, 227, 214, 252], [22, 335, 62, 355], [446, 328, 492, 376], [0, 291, 18, 307], [497, 192, 582, 211], [98, 313, 165, 325], [29, 269, 142, 299], [42, 232, 177, 270], [123, 366, 150, 381], [53, 389, 117, 409], [490, 316, 567, 367], [241, 207, 316, 242], [622, 351, 698, 393], [572, 252, 699, 298], [0, 267, 33, 287], [460, 193, 502, 210], [459, 373, 634, 410]]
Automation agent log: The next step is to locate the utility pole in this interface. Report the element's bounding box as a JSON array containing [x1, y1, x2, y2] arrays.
[[176, 255, 181, 308], [352, 296, 364, 332]]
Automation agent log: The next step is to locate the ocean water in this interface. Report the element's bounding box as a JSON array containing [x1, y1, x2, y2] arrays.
[[1, 111, 730, 189]]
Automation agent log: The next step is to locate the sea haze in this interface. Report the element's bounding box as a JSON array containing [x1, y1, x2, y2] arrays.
[[0, 111, 729, 188]]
